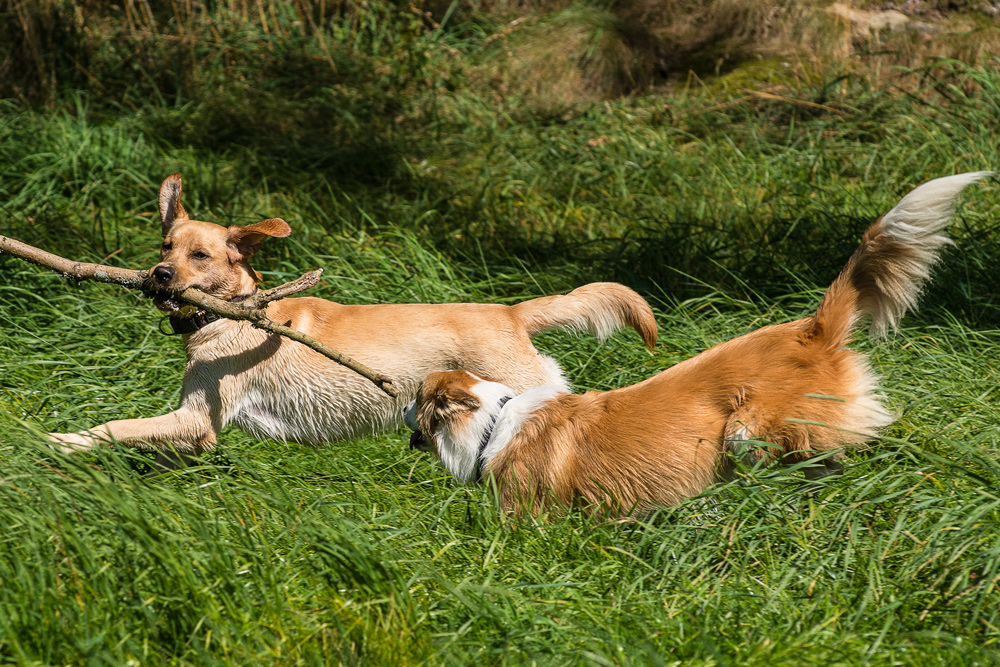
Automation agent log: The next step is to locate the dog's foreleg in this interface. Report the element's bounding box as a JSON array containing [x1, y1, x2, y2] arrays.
[[47, 405, 216, 455]]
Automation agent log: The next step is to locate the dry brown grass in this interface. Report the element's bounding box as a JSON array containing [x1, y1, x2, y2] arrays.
[[0, 0, 379, 105], [1, 0, 997, 112], [468, 0, 999, 110], [481, 5, 659, 109], [470, 0, 829, 111]]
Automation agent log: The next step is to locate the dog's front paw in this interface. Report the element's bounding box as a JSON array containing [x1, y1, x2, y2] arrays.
[[46, 431, 106, 454]]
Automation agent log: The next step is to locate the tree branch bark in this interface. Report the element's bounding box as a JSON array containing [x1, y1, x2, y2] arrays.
[[0, 234, 399, 397]]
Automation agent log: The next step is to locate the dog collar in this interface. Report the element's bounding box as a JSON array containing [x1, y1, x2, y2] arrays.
[[474, 395, 512, 484], [161, 292, 257, 336]]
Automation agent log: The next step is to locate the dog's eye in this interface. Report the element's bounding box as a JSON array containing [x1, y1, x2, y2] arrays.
[[191, 251, 210, 260], [161, 242, 172, 251]]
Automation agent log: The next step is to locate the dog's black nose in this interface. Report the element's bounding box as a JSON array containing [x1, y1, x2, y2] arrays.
[[152, 265, 175, 285]]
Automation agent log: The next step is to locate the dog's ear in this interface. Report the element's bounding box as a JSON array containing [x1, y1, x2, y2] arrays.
[[436, 386, 481, 412], [226, 218, 292, 263], [158, 173, 188, 236]]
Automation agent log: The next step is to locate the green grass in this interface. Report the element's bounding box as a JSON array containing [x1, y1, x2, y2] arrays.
[[3, 260, 1000, 664], [2, 6, 1000, 663]]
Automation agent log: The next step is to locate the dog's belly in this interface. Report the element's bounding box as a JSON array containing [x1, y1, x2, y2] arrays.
[[186, 321, 415, 444], [228, 383, 406, 445]]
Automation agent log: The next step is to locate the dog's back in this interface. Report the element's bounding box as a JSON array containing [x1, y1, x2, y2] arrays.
[[504, 173, 991, 506]]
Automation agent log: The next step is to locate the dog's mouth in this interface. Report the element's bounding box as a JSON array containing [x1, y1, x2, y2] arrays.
[[409, 430, 431, 452], [153, 294, 200, 319], [152, 293, 183, 313]]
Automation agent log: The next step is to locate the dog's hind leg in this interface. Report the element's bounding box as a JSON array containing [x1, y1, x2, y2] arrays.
[[723, 398, 782, 467], [725, 406, 844, 482]]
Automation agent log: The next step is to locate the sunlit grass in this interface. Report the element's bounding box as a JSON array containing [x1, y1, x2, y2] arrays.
[[3, 246, 1000, 664]]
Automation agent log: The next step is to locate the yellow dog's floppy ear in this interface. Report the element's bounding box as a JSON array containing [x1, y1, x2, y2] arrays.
[[226, 218, 292, 263], [159, 174, 188, 236]]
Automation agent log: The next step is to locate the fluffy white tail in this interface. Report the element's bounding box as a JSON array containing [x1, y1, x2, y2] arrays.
[[814, 171, 991, 344]]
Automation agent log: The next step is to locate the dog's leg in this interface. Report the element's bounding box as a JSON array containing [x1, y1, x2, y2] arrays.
[[725, 401, 845, 483], [47, 405, 216, 456], [723, 405, 781, 467], [725, 391, 767, 465], [770, 422, 846, 482]]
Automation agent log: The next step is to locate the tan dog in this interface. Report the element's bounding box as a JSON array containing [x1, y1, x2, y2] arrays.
[[405, 173, 989, 517], [48, 174, 657, 465]]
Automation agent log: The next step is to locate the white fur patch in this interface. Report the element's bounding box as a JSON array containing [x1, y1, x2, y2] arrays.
[[838, 361, 895, 438], [480, 384, 566, 466], [868, 171, 990, 335], [403, 399, 418, 431], [881, 172, 991, 242], [433, 378, 517, 485], [538, 354, 571, 391]]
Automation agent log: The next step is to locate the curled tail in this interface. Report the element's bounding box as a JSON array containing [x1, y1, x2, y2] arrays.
[[511, 282, 657, 350], [813, 171, 990, 346]]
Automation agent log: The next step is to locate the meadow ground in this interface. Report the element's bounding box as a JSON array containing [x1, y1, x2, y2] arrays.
[[2, 2, 1000, 665]]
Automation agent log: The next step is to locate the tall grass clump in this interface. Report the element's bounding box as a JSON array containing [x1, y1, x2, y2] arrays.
[[0, 0, 468, 192]]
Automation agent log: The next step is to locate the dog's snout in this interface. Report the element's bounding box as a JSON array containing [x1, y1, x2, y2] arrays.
[[152, 265, 175, 285], [403, 400, 418, 431]]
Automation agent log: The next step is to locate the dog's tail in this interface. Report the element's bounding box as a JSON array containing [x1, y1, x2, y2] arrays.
[[811, 172, 990, 346], [512, 282, 657, 350]]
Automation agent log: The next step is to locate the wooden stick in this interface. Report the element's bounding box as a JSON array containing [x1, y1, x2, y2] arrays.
[[0, 234, 149, 286], [0, 234, 399, 397]]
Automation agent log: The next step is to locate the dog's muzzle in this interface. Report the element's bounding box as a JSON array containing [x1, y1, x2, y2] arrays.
[[409, 430, 430, 451], [150, 264, 187, 313], [403, 400, 431, 451], [403, 400, 418, 430], [153, 294, 185, 313], [152, 264, 175, 285]]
